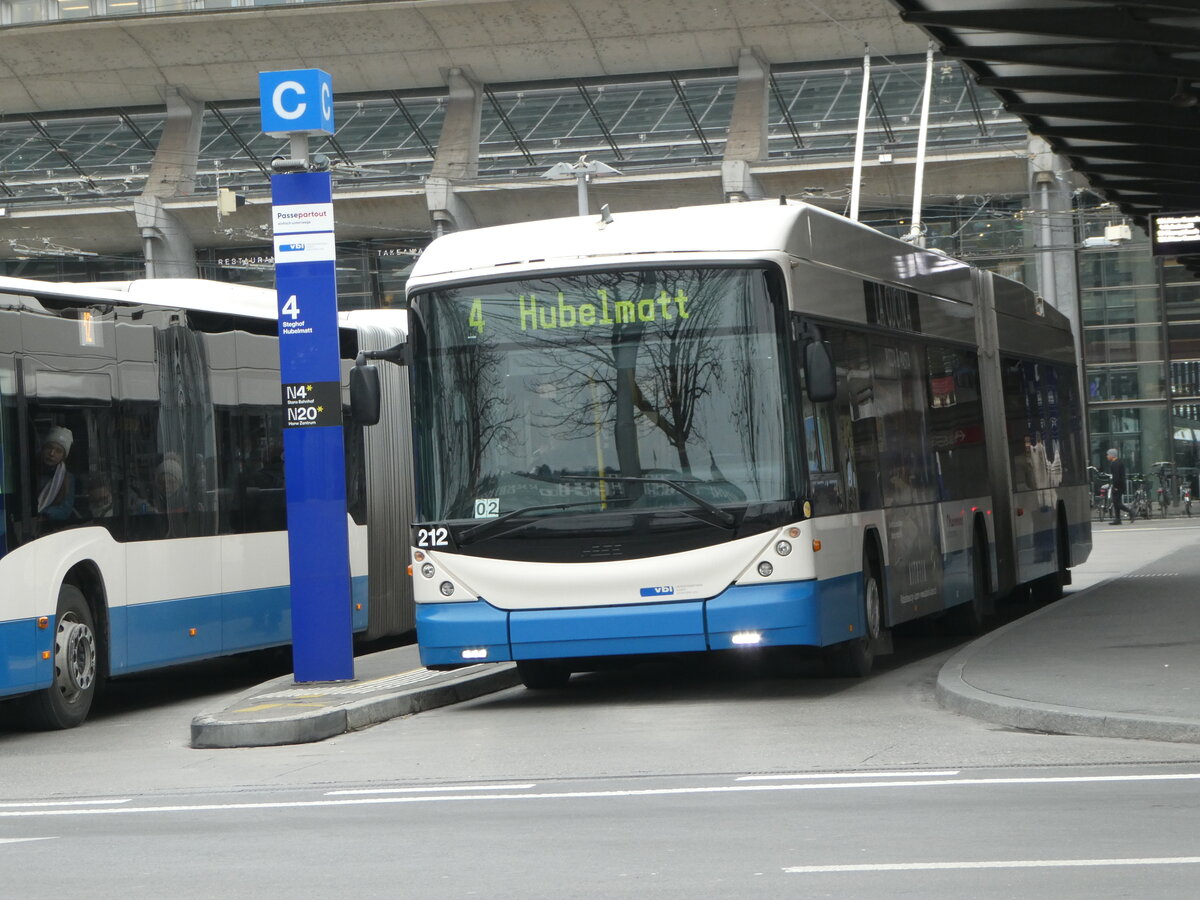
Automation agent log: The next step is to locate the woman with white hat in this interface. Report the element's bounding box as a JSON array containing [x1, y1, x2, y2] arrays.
[[36, 425, 76, 528]]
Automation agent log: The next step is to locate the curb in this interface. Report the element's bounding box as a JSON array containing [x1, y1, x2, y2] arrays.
[[936, 586, 1200, 745], [190, 664, 522, 749]]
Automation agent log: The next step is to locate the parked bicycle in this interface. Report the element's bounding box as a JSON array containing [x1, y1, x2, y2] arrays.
[[1130, 474, 1152, 521], [1152, 462, 1177, 518], [1094, 475, 1113, 522]]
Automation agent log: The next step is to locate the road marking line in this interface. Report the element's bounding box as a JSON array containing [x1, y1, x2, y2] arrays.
[[784, 857, 1200, 873], [2, 772, 1199, 819], [0, 799, 131, 809], [738, 771, 959, 782], [326, 784, 536, 796], [0, 837, 56, 845]]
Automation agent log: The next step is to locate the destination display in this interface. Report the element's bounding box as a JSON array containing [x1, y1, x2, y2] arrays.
[[468, 289, 692, 334], [1150, 212, 1200, 258]]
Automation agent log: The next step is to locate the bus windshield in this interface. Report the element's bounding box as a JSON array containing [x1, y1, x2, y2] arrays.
[[409, 266, 793, 525]]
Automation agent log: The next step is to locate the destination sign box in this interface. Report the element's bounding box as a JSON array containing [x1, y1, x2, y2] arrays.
[[1150, 212, 1200, 257]]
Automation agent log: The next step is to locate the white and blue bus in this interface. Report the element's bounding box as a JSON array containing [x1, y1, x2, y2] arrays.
[[1, 277, 414, 728], [380, 200, 1090, 689]]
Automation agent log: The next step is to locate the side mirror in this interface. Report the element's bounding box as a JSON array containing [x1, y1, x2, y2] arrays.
[[349, 363, 382, 426], [804, 340, 837, 403]]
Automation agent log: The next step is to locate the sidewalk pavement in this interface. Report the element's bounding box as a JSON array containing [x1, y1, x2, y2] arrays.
[[192, 517, 1200, 749], [938, 516, 1200, 743]]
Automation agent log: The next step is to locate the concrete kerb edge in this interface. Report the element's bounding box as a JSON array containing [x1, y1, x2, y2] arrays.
[[936, 577, 1200, 744], [190, 663, 522, 749]]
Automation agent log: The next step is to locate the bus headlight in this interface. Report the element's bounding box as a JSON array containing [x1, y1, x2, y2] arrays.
[[439, 581, 455, 597], [421, 563, 436, 578], [757, 561, 774, 577], [775, 540, 792, 556]]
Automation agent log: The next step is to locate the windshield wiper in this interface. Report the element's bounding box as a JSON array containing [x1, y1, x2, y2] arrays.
[[457, 497, 634, 545], [558, 474, 738, 528]]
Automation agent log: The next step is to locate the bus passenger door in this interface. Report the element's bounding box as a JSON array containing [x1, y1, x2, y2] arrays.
[[871, 339, 944, 623]]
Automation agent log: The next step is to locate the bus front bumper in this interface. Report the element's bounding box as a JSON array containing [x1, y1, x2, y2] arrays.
[[415, 576, 861, 667]]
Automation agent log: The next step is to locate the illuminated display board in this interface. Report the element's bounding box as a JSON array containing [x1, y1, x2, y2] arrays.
[[1150, 212, 1200, 257]]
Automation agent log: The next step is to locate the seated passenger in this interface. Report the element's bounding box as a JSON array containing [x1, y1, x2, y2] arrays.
[[87, 473, 114, 520], [36, 426, 76, 531]]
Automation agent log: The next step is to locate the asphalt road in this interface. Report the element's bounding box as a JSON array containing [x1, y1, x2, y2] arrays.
[[3, 765, 1200, 897]]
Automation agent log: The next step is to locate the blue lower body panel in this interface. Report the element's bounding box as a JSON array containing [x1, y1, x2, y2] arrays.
[[0, 616, 54, 699], [416, 575, 864, 668], [512, 601, 707, 659]]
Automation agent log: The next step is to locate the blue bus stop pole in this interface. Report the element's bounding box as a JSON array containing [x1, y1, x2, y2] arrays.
[[261, 69, 354, 683]]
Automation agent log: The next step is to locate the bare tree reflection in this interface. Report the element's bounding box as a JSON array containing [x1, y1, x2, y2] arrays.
[[519, 270, 728, 480]]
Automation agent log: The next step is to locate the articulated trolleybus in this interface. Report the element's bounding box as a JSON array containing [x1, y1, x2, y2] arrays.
[[1, 276, 414, 729], [393, 199, 1090, 689]]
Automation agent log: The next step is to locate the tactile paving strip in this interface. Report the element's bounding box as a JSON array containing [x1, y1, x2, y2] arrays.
[[253, 666, 483, 699]]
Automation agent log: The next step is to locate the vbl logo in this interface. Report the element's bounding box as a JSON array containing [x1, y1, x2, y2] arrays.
[[640, 585, 675, 597]]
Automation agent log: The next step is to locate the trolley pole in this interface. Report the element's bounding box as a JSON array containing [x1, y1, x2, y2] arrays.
[[259, 69, 355, 683]]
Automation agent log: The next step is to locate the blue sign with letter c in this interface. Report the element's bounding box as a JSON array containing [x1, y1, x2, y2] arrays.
[[259, 69, 335, 136]]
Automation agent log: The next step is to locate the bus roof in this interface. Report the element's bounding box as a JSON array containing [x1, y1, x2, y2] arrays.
[[408, 199, 979, 303], [0, 275, 277, 319]]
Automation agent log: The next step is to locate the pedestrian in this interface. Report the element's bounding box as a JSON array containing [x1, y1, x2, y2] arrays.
[[1107, 447, 1133, 525]]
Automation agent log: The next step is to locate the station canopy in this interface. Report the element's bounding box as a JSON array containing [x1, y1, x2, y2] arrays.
[[892, 0, 1200, 270]]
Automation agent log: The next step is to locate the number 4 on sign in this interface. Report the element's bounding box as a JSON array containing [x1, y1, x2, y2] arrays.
[[282, 294, 301, 320]]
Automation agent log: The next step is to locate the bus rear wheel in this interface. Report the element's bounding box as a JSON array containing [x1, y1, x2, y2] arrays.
[[945, 529, 989, 635], [516, 659, 571, 690], [20, 584, 99, 730], [825, 553, 882, 678]]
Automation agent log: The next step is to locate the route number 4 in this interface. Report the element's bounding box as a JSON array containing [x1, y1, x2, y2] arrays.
[[282, 294, 301, 320]]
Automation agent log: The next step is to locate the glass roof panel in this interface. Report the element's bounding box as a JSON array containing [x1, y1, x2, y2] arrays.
[[769, 59, 1023, 161], [0, 111, 161, 201], [479, 73, 736, 176]]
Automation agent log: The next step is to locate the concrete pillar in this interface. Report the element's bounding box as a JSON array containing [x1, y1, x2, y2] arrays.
[[426, 67, 482, 233], [722, 48, 770, 202], [1029, 136, 1081, 366], [134, 195, 197, 279], [144, 86, 203, 198], [136, 86, 203, 277]]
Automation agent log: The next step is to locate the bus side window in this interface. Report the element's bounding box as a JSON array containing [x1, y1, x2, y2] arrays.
[[831, 330, 878, 512]]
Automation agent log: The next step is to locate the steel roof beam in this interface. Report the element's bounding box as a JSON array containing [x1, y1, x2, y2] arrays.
[[902, 8, 1200, 48], [1006, 101, 1200, 128], [942, 43, 1200, 79], [1049, 124, 1200, 147], [483, 87, 536, 166], [576, 82, 624, 161], [669, 75, 714, 157], [977, 73, 1184, 102], [1087, 162, 1200, 181], [769, 74, 804, 149], [207, 105, 269, 178], [389, 93, 437, 159], [1067, 145, 1200, 167], [1090, 178, 1200, 195], [25, 116, 98, 191]]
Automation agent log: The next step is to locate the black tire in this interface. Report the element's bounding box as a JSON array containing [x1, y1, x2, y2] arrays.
[[516, 659, 571, 690], [1033, 520, 1068, 605], [825, 551, 882, 678], [945, 530, 989, 635], [20, 584, 99, 730]]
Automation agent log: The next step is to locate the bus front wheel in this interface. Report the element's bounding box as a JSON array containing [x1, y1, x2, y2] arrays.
[[21, 584, 99, 730], [516, 659, 571, 690], [825, 554, 882, 678]]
